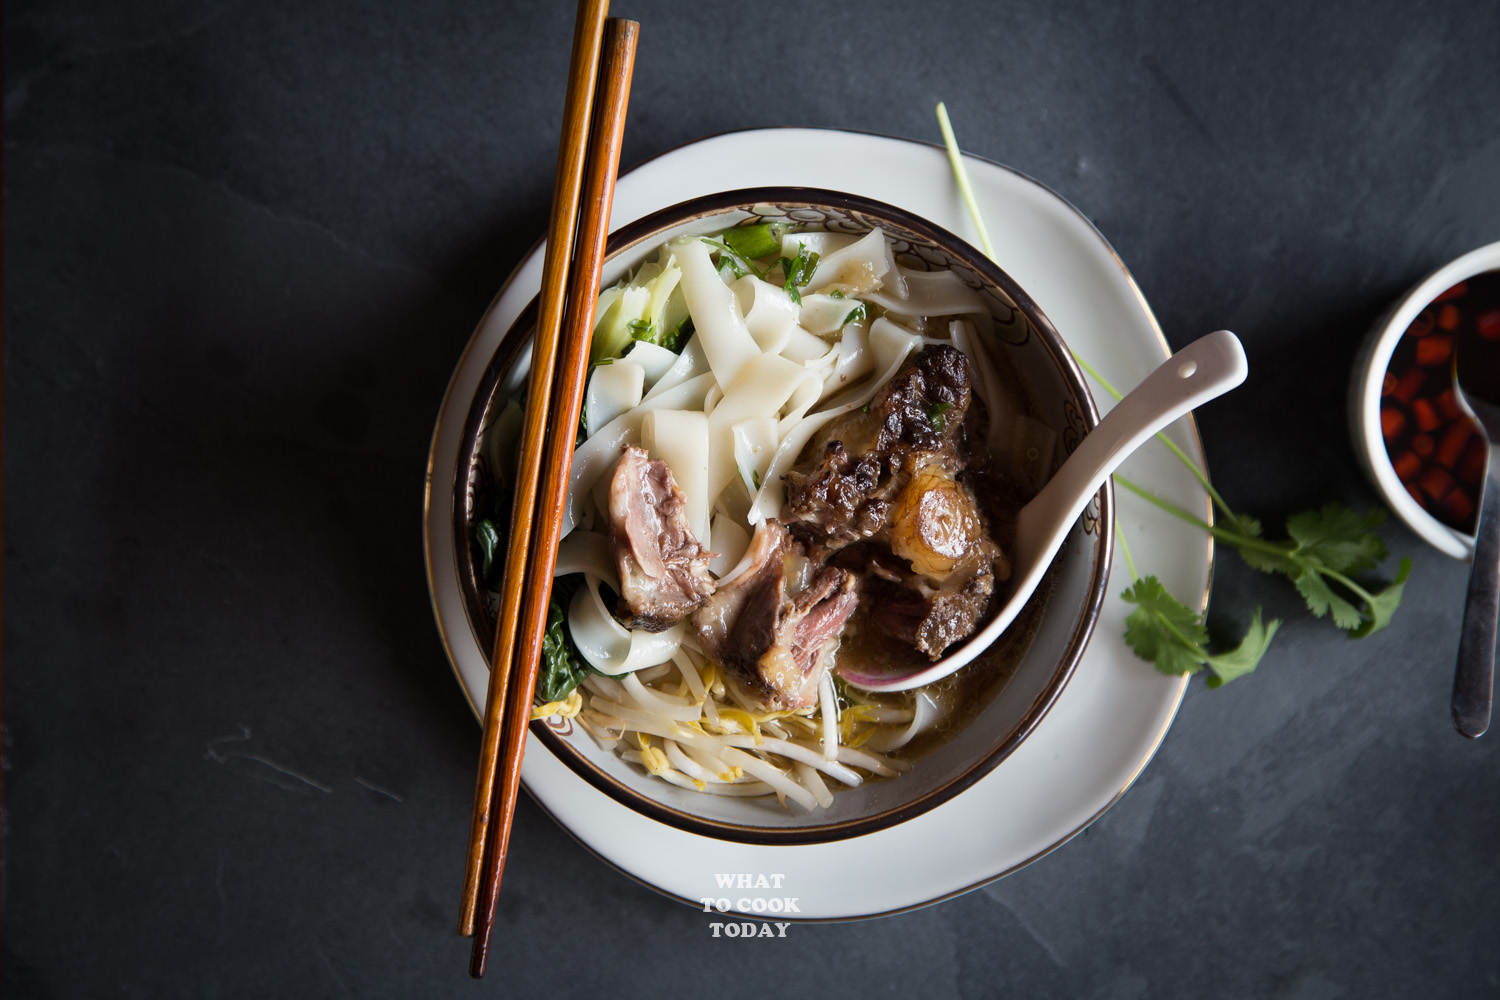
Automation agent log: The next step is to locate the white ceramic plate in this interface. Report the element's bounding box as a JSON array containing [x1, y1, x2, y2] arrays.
[[424, 128, 1209, 920]]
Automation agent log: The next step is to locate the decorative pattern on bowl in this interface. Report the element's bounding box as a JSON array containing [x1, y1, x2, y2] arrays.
[[449, 188, 1112, 844]]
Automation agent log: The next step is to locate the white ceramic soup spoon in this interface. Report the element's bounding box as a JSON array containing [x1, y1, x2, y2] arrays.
[[840, 328, 1249, 692]]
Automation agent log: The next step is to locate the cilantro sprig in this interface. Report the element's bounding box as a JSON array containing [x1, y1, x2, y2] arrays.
[[1120, 485, 1413, 641], [938, 101, 1410, 687], [1121, 577, 1279, 688], [701, 235, 820, 305], [776, 243, 820, 305]]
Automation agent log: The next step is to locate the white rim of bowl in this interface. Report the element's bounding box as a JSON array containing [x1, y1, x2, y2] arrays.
[[1354, 240, 1500, 560]]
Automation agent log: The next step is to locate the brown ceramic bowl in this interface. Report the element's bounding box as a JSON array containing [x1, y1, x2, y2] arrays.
[[449, 188, 1112, 844]]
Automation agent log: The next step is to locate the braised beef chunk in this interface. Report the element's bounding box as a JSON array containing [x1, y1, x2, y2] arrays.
[[866, 568, 996, 658], [607, 445, 715, 631], [609, 344, 1013, 689], [784, 343, 979, 556], [780, 344, 1010, 660], [780, 441, 894, 550], [869, 341, 975, 455], [692, 519, 790, 656], [692, 521, 859, 710]]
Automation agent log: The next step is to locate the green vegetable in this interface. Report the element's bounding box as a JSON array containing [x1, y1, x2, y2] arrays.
[[717, 254, 749, 280], [475, 518, 503, 589], [1119, 484, 1412, 643], [590, 256, 689, 365], [843, 302, 869, 326], [538, 575, 591, 702], [927, 401, 953, 431], [721, 222, 784, 262], [665, 315, 694, 352], [777, 243, 820, 306], [1122, 577, 1280, 687], [701, 233, 819, 304]]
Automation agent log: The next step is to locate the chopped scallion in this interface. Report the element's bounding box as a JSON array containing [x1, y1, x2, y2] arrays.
[[777, 243, 820, 306], [721, 222, 784, 262], [928, 401, 953, 431]]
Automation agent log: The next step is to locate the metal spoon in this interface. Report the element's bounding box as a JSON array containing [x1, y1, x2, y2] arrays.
[[840, 329, 1249, 692], [1451, 358, 1498, 739]]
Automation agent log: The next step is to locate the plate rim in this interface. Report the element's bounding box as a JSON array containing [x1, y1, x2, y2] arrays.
[[422, 125, 1207, 919]]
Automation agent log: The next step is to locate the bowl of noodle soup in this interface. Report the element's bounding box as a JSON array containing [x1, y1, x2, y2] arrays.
[[451, 188, 1111, 843]]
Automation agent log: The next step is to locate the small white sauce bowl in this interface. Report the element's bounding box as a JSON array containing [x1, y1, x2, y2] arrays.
[[1349, 240, 1500, 560]]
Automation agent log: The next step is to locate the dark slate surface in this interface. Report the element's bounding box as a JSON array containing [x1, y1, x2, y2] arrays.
[[5, 1, 1499, 996]]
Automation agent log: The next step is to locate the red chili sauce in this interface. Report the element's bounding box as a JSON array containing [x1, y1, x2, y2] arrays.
[[1380, 271, 1500, 533]]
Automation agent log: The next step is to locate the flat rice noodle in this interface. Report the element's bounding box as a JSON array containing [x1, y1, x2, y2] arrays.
[[804, 229, 904, 299], [865, 267, 985, 318], [731, 416, 777, 494], [673, 239, 760, 387], [622, 340, 680, 390], [732, 274, 799, 354], [780, 325, 835, 363], [705, 353, 808, 512], [780, 231, 859, 261], [797, 293, 860, 338], [641, 336, 709, 402], [949, 318, 1016, 457], [584, 359, 644, 435], [775, 368, 826, 440], [555, 530, 611, 578], [641, 408, 711, 546], [568, 573, 684, 676], [818, 324, 872, 404], [562, 372, 713, 537]]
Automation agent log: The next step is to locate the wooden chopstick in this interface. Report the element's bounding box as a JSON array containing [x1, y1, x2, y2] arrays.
[[457, 0, 609, 941], [466, 16, 639, 981]]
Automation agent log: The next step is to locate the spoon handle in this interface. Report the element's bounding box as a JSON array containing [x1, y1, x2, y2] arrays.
[[1016, 330, 1249, 570], [1454, 463, 1499, 738]]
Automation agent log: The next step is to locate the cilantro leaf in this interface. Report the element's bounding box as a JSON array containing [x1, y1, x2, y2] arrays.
[[1225, 503, 1407, 639], [1285, 504, 1388, 576], [1236, 542, 1299, 575], [1122, 576, 1280, 685], [1226, 512, 1263, 538], [1122, 577, 1212, 677], [1293, 568, 1367, 630], [928, 401, 954, 432], [1203, 609, 1281, 688], [1347, 556, 1412, 639]]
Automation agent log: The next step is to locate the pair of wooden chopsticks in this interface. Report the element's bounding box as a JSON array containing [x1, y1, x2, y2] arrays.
[[458, 0, 637, 979]]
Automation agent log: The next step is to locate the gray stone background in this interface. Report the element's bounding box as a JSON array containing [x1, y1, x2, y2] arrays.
[[5, 1, 1499, 996]]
